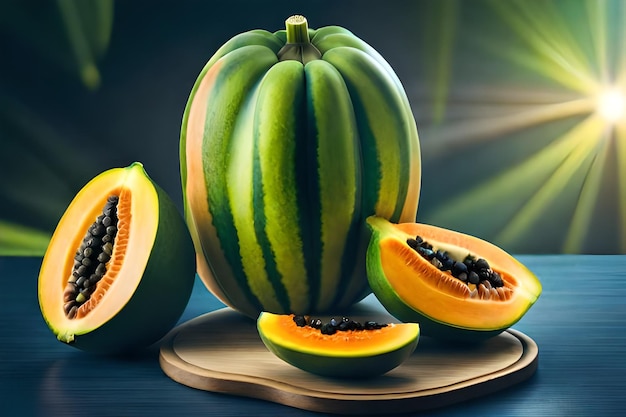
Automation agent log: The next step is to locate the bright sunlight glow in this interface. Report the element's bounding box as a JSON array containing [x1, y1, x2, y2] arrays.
[[597, 88, 626, 123]]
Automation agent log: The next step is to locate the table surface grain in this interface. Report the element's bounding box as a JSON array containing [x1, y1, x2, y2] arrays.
[[1, 255, 625, 417]]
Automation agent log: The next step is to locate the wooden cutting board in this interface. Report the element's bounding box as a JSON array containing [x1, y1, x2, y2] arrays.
[[159, 296, 538, 415]]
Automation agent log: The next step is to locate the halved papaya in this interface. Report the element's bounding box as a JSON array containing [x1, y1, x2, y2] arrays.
[[257, 312, 419, 378], [38, 162, 196, 354], [366, 216, 541, 341]]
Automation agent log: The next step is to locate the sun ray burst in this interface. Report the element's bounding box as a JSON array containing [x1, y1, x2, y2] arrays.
[[420, 0, 626, 253]]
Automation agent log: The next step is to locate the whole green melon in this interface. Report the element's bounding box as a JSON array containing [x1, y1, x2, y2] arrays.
[[180, 15, 421, 317]]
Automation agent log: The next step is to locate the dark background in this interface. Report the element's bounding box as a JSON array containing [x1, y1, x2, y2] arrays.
[[2, 0, 624, 255]]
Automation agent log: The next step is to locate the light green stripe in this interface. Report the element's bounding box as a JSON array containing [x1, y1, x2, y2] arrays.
[[323, 47, 412, 221], [305, 60, 360, 312], [227, 82, 283, 312], [256, 61, 309, 310], [255, 61, 310, 312]]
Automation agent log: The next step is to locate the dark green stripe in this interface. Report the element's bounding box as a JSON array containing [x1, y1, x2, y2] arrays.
[[203, 45, 277, 313], [301, 68, 323, 312], [251, 156, 291, 312]]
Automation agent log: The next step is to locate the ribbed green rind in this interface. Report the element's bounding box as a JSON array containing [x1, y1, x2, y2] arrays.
[[201, 45, 279, 314], [304, 59, 361, 312], [181, 22, 421, 317], [180, 30, 283, 210], [322, 47, 414, 221], [251, 60, 309, 312], [257, 313, 420, 378], [70, 164, 196, 354]]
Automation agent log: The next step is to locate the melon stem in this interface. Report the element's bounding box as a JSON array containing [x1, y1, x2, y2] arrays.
[[285, 15, 310, 44], [278, 15, 322, 64]]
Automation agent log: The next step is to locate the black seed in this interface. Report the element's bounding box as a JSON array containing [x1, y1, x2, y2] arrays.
[[418, 247, 434, 259], [89, 273, 100, 284], [321, 323, 336, 335], [83, 247, 93, 258], [91, 224, 105, 236], [102, 216, 112, 227], [310, 318, 323, 329], [464, 259, 474, 270], [64, 301, 77, 314], [96, 263, 106, 276], [468, 271, 480, 284], [478, 269, 491, 280], [97, 252, 111, 263], [82, 278, 91, 289], [457, 272, 468, 282], [441, 257, 454, 271], [81, 257, 92, 267], [475, 258, 490, 270], [103, 242, 113, 255], [329, 317, 339, 327], [293, 315, 307, 327], [76, 265, 87, 276], [452, 261, 468, 277], [80, 287, 93, 297], [75, 276, 87, 287], [102, 234, 112, 243], [407, 238, 419, 250], [490, 271, 504, 287], [430, 257, 443, 269]]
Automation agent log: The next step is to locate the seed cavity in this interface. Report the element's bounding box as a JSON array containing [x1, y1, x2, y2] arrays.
[[292, 315, 387, 335], [64, 195, 120, 319], [407, 235, 512, 301]]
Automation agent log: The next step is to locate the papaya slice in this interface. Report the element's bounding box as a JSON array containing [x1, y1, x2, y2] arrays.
[[38, 163, 196, 354], [366, 216, 541, 341], [257, 312, 419, 378]]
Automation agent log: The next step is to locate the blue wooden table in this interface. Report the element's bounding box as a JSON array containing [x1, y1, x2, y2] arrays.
[[1, 255, 624, 416]]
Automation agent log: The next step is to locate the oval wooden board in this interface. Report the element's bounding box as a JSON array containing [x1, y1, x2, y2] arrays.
[[159, 296, 538, 415]]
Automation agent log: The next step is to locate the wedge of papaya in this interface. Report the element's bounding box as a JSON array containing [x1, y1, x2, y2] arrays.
[[38, 163, 196, 354], [366, 216, 541, 342], [257, 312, 419, 378]]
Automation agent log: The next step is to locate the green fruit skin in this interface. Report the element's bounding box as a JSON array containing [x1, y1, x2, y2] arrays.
[[257, 313, 420, 378], [82, 184, 194, 354], [53, 165, 196, 355], [365, 217, 539, 343], [181, 24, 421, 318]]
